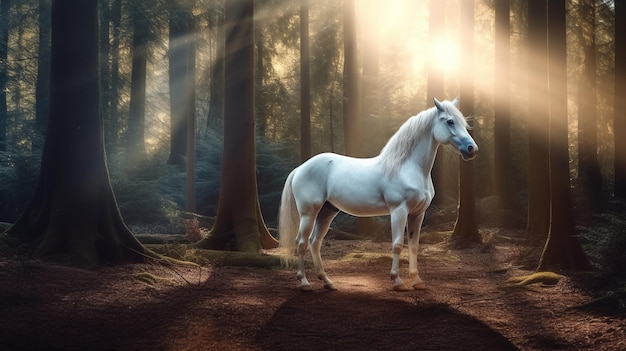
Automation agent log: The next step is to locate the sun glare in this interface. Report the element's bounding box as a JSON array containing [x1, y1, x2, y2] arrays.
[[430, 36, 460, 73]]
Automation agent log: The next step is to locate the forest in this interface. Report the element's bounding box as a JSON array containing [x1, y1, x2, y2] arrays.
[[0, 0, 625, 350]]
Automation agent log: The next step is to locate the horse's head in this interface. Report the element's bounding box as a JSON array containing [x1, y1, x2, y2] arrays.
[[432, 97, 478, 161]]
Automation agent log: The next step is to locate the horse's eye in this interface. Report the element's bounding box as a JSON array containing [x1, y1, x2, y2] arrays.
[[446, 119, 455, 126]]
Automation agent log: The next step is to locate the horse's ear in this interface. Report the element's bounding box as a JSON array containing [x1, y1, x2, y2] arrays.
[[452, 97, 459, 107], [433, 97, 444, 111]]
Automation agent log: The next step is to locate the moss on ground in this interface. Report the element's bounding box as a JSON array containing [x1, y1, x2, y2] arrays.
[[506, 271, 565, 287], [148, 244, 282, 269]]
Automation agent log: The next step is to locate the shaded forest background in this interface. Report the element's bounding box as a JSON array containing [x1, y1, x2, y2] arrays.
[[0, 0, 624, 274]]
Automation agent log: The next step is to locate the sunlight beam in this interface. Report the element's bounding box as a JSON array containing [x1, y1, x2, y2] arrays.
[[429, 35, 460, 73]]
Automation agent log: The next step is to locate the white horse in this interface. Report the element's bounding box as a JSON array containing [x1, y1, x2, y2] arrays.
[[278, 98, 477, 291]]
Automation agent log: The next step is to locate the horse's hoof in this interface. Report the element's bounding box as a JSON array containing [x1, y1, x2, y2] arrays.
[[393, 283, 410, 292], [412, 282, 427, 290], [324, 283, 338, 291], [300, 284, 313, 292]]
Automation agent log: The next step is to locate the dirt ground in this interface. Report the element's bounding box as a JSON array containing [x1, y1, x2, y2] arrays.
[[1, 238, 625, 351]]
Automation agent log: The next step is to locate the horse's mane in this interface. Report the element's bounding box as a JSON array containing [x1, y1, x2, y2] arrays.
[[378, 101, 467, 177]]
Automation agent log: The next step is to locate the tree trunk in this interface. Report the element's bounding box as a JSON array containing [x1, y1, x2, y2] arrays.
[[526, 0, 550, 241], [0, 0, 9, 152], [98, 0, 110, 141], [427, 0, 447, 207], [494, 0, 518, 214], [108, 0, 122, 151], [360, 0, 381, 158], [355, 0, 381, 234], [450, 0, 480, 245], [206, 2, 224, 134], [2, 0, 150, 267], [167, 1, 191, 166], [577, 0, 603, 211], [614, 0, 626, 197], [126, 2, 148, 165], [300, 0, 311, 162], [538, 0, 590, 271], [197, 0, 277, 251], [34, 0, 51, 150], [342, 0, 361, 157], [185, 11, 196, 213]]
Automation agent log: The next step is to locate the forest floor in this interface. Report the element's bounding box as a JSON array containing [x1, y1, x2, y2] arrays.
[[1, 234, 625, 351]]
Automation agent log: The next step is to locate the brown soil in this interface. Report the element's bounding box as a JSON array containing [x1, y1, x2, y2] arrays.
[[1, 239, 624, 351]]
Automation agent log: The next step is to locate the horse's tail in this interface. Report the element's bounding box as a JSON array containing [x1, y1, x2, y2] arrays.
[[278, 170, 299, 267]]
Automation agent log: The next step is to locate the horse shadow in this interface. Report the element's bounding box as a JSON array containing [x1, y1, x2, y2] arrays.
[[255, 289, 519, 351]]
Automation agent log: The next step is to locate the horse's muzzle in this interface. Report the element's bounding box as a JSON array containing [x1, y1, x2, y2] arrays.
[[461, 143, 478, 161]]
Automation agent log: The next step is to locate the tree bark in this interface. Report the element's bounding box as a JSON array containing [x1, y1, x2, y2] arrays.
[[35, 0, 51, 150], [494, 0, 518, 214], [614, 0, 626, 197], [108, 0, 122, 150], [0, 0, 9, 152], [206, 2, 224, 134], [577, 0, 603, 211], [427, 0, 448, 207], [167, 1, 191, 166], [126, 2, 148, 165], [2, 0, 150, 267], [538, 0, 590, 271], [342, 0, 361, 157], [526, 0, 550, 241], [300, 0, 311, 162], [197, 0, 277, 251], [185, 11, 196, 213], [450, 0, 480, 245], [360, 0, 381, 158]]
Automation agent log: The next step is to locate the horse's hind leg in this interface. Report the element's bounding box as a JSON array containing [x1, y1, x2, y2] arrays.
[[390, 206, 409, 291], [309, 204, 339, 290], [295, 213, 316, 291]]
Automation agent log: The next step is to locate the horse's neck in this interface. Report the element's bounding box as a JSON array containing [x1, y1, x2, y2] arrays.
[[405, 136, 440, 176]]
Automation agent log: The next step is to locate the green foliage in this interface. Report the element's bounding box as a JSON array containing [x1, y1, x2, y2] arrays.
[[104, 129, 295, 233], [600, 218, 626, 280], [0, 150, 40, 222], [108, 151, 185, 233]]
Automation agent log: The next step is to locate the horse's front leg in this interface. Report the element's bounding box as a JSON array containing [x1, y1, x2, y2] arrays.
[[390, 206, 409, 291], [407, 213, 426, 290]]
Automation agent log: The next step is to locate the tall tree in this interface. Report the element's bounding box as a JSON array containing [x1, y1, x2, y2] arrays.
[[198, 0, 277, 251], [427, 0, 447, 206], [185, 11, 196, 213], [167, 0, 193, 166], [354, 0, 381, 234], [450, 0, 479, 244], [98, 0, 111, 136], [0, 0, 9, 152], [526, 0, 550, 241], [205, 1, 224, 134], [538, 0, 589, 270], [2, 0, 150, 266], [126, 2, 149, 164], [168, 0, 197, 214], [360, 0, 381, 157], [34, 0, 51, 149], [615, 0, 626, 197], [493, 0, 517, 212], [300, 0, 311, 162], [342, 0, 361, 157], [107, 0, 122, 150], [577, 0, 603, 210]]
